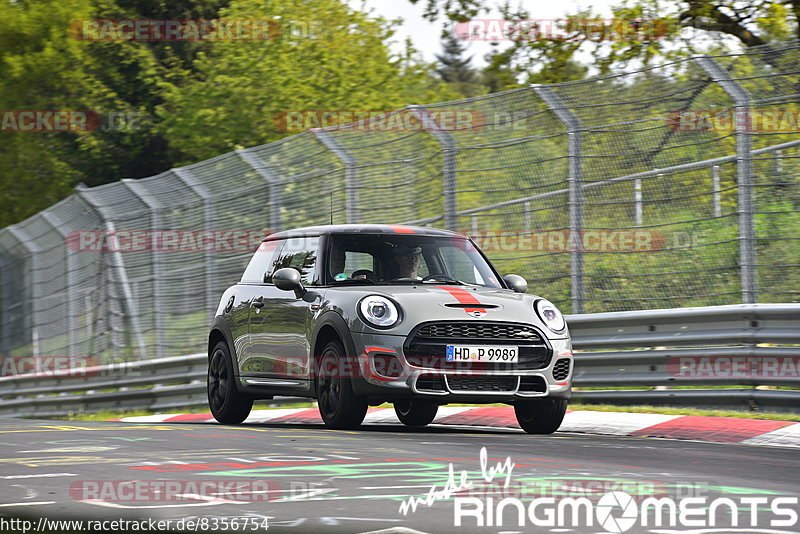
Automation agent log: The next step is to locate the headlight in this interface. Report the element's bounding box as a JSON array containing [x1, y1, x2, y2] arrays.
[[359, 295, 400, 328], [535, 299, 566, 333]]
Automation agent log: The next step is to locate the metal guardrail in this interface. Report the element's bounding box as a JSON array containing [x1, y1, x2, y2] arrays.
[[568, 303, 800, 413], [0, 304, 798, 417]]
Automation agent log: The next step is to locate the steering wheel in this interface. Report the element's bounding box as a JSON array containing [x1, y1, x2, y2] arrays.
[[351, 269, 375, 280], [422, 274, 458, 282]]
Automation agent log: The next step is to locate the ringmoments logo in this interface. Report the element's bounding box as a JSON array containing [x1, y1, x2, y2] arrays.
[[396, 447, 799, 532]]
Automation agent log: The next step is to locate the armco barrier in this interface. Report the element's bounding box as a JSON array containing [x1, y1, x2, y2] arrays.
[[0, 304, 798, 417], [568, 303, 800, 412]]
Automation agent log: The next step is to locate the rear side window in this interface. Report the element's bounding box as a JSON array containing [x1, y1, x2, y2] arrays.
[[240, 240, 282, 284], [267, 236, 320, 285]]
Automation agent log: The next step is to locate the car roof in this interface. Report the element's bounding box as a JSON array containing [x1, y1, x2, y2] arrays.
[[263, 224, 465, 241]]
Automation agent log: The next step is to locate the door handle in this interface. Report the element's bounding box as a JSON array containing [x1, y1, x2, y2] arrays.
[[252, 301, 265, 309]]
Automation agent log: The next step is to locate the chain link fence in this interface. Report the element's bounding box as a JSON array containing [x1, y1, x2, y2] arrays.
[[1, 41, 799, 363]]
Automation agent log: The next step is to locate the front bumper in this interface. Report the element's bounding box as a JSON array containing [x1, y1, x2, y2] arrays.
[[349, 327, 573, 402]]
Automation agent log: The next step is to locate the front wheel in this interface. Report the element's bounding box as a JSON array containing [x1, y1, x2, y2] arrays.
[[394, 400, 439, 427], [514, 398, 567, 434], [208, 341, 253, 424], [316, 341, 368, 429]]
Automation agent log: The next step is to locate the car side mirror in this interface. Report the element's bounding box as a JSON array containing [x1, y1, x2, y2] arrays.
[[503, 274, 528, 293], [273, 267, 306, 298]]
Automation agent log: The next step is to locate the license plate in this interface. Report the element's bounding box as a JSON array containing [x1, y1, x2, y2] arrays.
[[445, 345, 518, 363]]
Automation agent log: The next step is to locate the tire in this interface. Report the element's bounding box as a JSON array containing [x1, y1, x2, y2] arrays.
[[316, 340, 368, 429], [208, 341, 253, 424], [514, 398, 568, 434], [394, 400, 438, 427]]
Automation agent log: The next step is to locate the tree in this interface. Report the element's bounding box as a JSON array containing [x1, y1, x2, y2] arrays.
[[435, 34, 487, 96], [410, 0, 800, 88], [158, 0, 460, 163], [436, 34, 476, 83]]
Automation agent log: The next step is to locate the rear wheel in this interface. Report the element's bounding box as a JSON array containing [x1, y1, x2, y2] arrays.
[[316, 340, 368, 429], [208, 341, 253, 424], [394, 400, 439, 427], [514, 398, 567, 434]]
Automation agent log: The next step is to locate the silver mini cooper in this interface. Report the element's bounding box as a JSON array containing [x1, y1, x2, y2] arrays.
[[207, 224, 572, 433]]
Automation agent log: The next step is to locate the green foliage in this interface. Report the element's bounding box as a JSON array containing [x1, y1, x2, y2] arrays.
[[158, 0, 458, 164]]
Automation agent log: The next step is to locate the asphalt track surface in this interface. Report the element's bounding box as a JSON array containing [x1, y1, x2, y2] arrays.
[[0, 417, 798, 534]]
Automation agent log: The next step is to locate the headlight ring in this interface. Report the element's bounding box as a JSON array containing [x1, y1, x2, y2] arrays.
[[358, 295, 400, 328], [534, 298, 566, 333]]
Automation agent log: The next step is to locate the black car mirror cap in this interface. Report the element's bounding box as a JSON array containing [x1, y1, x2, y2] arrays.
[[503, 274, 528, 293], [273, 267, 306, 297]]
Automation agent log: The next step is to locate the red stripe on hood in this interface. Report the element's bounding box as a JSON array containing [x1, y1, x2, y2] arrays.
[[436, 286, 486, 314]]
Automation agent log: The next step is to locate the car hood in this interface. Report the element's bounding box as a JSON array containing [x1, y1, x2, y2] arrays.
[[323, 284, 568, 338]]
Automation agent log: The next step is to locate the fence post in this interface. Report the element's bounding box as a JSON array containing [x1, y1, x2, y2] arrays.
[[712, 165, 721, 217], [634, 178, 643, 225], [39, 211, 80, 358], [407, 105, 458, 231], [237, 149, 283, 232], [697, 56, 756, 304], [173, 168, 218, 320], [75, 185, 147, 359], [0, 253, 9, 355], [5, 227, 44, 357], [311, 130, 358, 224], [533, 85, 584, 314], [120, 179, 165, 358]]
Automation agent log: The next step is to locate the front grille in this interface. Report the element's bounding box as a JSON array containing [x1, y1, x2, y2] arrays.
[[417, 322, 543, 341], [446, 375, 518, 392], [553, 358, 571, 381], [405, 321, 552, 371]]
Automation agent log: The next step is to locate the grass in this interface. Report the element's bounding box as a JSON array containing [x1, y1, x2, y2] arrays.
[[48, 400, 800, 422]]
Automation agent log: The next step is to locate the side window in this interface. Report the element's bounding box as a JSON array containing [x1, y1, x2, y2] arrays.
[[240, 240, 283, 284], [268, 236, 320, 285]]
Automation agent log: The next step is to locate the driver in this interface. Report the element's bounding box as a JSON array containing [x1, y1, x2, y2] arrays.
[[391, 245, 422, 279]]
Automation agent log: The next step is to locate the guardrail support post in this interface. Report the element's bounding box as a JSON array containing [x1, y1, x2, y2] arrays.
[[311, 130, 358, 224], [5, 227, 44, 357], [173, 168, 218, 321], [120, 180, 165, 358], [407, 105, 458, 231], [39, 212, 80, 358], [237, 149, 283, 232], [75, 186, 147, 360], [533, 85, 584, 313], [697, 56, 756, 303]]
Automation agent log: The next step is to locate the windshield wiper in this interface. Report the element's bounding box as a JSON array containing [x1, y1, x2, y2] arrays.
[[421, 278, 469, 285]]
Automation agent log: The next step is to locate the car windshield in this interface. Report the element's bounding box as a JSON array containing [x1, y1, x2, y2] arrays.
[[326, 233, 503, 288]]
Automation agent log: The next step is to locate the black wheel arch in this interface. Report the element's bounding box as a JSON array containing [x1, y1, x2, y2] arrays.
[[310, 311, 358, 387], [209, 316, 237, 376]]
